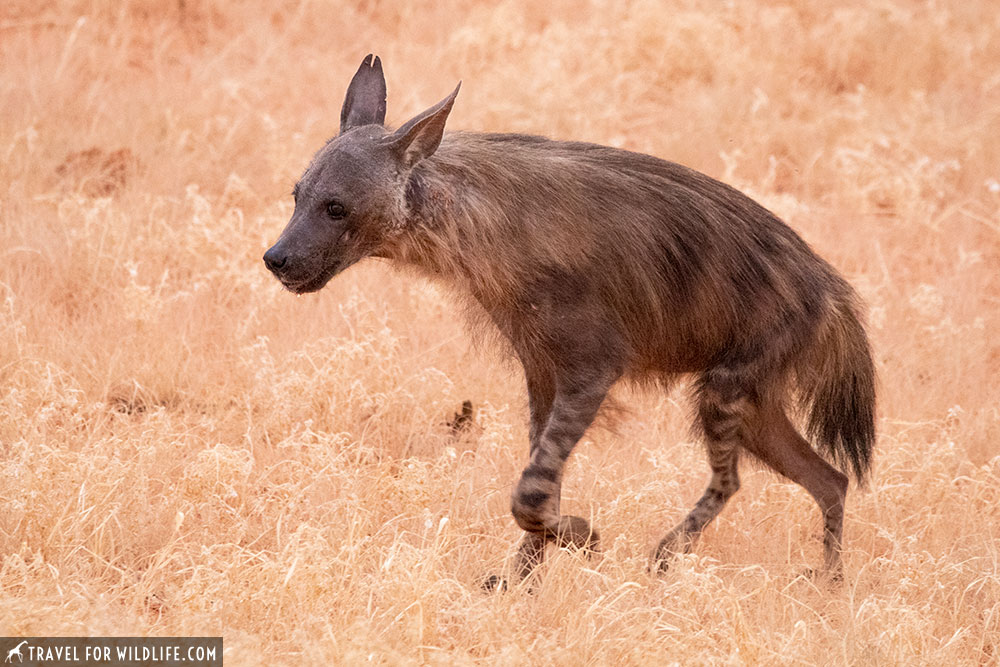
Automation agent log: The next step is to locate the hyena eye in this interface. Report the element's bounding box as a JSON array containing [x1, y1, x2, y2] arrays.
[[326, 201, 347, 220]]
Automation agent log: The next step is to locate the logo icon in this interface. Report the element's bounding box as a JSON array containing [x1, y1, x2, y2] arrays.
[[4, 641, 28, 663]]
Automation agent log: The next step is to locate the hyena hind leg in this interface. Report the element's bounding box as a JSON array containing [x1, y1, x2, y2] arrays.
[[652, 378, 747, 571], [743, 405, 849, 579]]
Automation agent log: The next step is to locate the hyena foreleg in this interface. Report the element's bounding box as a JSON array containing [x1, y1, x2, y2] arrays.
[[511, 363, 555, 581], [509, 362, 620, 581]]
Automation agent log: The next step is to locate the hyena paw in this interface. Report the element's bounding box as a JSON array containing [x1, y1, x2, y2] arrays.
[[554, 515, 601, 554], [481, 574, 508, 593], [650, 530, 697, 572], [510, 479, 559, 533], [799, 565, 844, 585]]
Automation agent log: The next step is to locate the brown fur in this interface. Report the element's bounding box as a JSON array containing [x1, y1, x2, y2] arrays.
[[263, 55, 877, 583]]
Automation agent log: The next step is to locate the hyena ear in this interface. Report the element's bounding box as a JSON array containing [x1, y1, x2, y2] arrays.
[[340, 54, 387, 133], [382, 82, 460, 169]]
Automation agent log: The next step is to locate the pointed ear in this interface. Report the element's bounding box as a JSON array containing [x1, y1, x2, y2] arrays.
[[340, 54, 387, 133], [381, 83, 461, 169]]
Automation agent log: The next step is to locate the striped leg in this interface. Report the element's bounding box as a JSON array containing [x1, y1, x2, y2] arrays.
[[510, 367, 619, 577], [652, 374, 747, 569], [511, 364, 555, 582], [524, 363, 555, 457]]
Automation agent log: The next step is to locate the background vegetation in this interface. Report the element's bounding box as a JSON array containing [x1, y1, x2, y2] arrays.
[[1, 0, 998, 663]]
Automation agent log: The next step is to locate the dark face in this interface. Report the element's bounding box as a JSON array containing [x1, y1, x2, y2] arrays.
[[262, 54, 459, 294], [263, 127, 404, 294]]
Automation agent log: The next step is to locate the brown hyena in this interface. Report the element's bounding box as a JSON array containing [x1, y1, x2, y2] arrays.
[[263, 55, 876, 584]]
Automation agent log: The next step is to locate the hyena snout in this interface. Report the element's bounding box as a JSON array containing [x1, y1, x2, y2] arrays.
[[262, 245, 288, 275]]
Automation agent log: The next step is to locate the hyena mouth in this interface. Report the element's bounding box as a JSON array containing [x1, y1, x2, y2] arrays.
[[280, 272, 331, 294], [280, 259, 351, 294]]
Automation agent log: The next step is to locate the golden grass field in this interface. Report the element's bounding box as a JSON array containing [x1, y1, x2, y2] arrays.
[[2, 0, 999, 664]]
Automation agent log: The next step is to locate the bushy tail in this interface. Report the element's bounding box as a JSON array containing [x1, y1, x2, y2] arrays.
[[799, 296, 877, 484]]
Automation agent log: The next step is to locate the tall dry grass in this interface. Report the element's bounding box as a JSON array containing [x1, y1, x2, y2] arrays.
[[1, 0, 999, 664]]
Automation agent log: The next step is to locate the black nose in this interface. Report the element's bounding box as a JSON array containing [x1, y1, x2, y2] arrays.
[[263, 246, 287, 273]]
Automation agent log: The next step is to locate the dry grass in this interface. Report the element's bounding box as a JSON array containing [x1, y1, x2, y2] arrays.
[[2, 0, 999, 664]]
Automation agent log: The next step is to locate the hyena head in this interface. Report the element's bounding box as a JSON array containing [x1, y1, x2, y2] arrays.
[[263, 54, 460, 293]]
